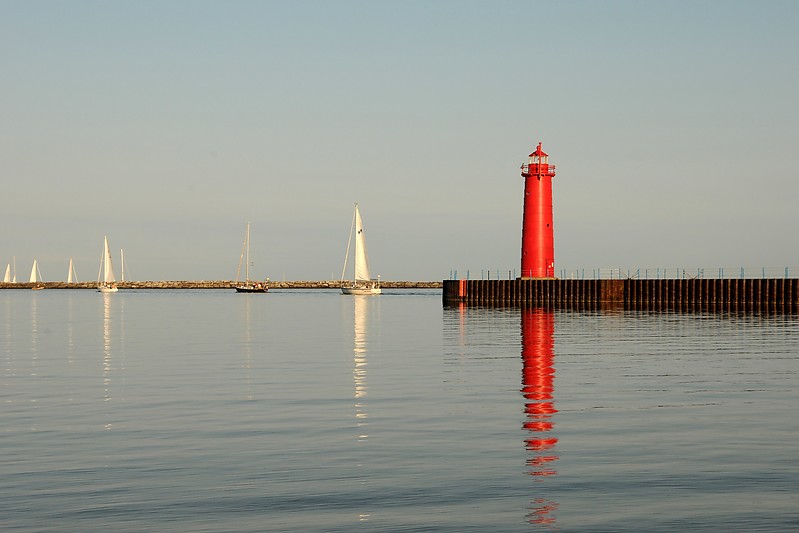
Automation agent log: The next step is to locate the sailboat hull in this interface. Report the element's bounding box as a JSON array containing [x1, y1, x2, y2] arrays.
[[341, 285, 382, 295], [98, 285, 118, 293], [235, 285, 268, 293]]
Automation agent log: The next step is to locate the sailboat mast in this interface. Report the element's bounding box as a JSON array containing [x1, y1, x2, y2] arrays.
[[245, 222, 251, 282], [98, 250, 104, 283], [121, 249, 125, 282], [341, 206, 357, 282], [104, 237, 110, 282], [354, 205, 360, 281]]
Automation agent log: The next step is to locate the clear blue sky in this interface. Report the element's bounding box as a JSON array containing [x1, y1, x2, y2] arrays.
[[2, 1, 797, 281]]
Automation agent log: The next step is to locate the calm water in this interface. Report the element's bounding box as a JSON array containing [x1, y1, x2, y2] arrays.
[[1, 289, 797, 532]]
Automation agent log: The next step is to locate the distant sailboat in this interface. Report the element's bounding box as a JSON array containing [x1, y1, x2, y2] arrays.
[[235, 222, 268, 293], [97, 236, 118, 293], [3, 264, 10, 283], [341, 203, 381, 295], [30, 259, 44, 289], [120, 249, 125, 282], [67, 258, 78, 283]]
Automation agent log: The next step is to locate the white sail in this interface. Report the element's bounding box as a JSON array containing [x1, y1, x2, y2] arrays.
[[67, 258, 78, 283], [30, 260, 39, 283], [103, 236, 116, 283], [3, 264, 9, 283], [353, 206, 371, 282], [120, 249, 125, 282], [97, 237, 118, 292]]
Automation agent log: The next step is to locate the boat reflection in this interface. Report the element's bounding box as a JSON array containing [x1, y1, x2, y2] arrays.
[[2, 295, 12, 372], [521, 308, 558, 526], [350, 294, 379, 524], [30, 291, 39, 373], [102, 293, 112, 406], [241, 295, 254, 400], [67, 291, 75, 363], [101, 292, 125, 423], [352, 295, 372, 442]]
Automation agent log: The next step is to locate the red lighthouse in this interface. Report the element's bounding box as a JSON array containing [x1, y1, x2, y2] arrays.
[[520, 142, 556, 279]]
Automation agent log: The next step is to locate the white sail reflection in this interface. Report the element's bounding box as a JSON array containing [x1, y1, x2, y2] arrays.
[[30, 291, 39, 377], [102, 293, 112, 408], [101, 293, 126, 429], [3, 296, 13, 373], [353, 296, 367, 439], [67, 292, 75, 364], [352, 295, 374, 442], [348, 294, 378, 524], [241, 295, 254, 400]]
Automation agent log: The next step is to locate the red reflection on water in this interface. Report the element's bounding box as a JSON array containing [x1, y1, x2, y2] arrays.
[[527, 498, 559, 525], [521, 308, 558, 524], [521, 309, 558, 456]]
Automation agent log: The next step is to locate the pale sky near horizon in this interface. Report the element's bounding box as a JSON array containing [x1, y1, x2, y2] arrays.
[[2, 1, 798, 281]]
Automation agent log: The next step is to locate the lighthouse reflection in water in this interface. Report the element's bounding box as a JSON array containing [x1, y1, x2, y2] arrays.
[[521, 308, 559, 526]]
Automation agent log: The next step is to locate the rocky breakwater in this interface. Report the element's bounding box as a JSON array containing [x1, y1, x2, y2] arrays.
[[269, 280, 442, 289]]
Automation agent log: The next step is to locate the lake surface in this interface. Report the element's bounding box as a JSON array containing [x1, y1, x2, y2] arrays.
[[1, 289, 797, 532]]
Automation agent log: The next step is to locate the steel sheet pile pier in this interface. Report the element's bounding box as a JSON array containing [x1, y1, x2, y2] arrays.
[[442, 278, 799, 313]]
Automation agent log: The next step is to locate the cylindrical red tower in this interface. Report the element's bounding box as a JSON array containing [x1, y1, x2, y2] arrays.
[[520, 142, 556, 279]]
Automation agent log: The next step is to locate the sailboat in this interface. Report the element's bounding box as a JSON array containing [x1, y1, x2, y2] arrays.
[[341, 203, 381, 295], [30, 259, 44, 289], [67, 258, 78, 283], [97, 236, 119, 293], [3, 264, 10, 283], [235, 222, 268, 293]]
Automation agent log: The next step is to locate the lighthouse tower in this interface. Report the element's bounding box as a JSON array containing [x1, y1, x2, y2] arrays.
[[520, 142, 556, 279]]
